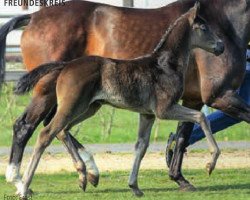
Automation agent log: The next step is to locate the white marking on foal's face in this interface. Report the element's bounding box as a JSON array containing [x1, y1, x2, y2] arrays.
[[5, 163, 21, 183]]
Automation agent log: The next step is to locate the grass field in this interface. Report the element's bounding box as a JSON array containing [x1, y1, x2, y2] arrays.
[[0, 169, 249, 200], [0, 83, 249, 147]]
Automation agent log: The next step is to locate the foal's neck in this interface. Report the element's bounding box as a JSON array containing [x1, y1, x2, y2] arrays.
[[152, 17, 191, 74]]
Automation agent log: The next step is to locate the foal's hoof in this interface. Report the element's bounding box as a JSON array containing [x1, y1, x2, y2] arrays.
[[27, 189, 34, 196], [79, 177, 87, 192], [179, 184, 197, 192], [88, 173, 99, 187], [16, 188, 33, 200], [206, 162, 215, 176], [130, 187, 144, 197], [79, 181, 87, 192]]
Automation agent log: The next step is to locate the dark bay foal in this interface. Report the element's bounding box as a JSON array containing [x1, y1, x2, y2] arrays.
[[14, 3, 222, 198]]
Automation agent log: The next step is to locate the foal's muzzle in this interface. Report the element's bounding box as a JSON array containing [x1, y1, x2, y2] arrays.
[[214, 41, 224, 56]]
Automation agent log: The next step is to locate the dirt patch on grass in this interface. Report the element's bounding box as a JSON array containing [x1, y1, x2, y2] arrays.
[[0, 150, 249, 174]]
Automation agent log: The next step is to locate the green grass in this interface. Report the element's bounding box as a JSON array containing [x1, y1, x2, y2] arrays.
[[0, 169, 250, 200], [0, 83, 249, 147]]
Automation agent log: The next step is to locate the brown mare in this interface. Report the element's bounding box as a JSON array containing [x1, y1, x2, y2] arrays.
[[0, 0, 249, 192], [14, 4, 222, 197]]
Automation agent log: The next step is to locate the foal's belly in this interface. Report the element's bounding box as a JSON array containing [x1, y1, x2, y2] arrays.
[[93, 89, 154, 114]]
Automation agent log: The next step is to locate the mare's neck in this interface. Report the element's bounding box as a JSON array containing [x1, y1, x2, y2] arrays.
[[152, 17, 191, 74]]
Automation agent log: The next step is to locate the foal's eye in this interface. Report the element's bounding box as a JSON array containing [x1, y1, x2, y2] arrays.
[[200, 24, 206, 31]]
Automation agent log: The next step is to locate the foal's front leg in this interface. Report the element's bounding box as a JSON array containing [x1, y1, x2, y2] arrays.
[[157, 104, 220, 174], [129, 114, 155, 197]]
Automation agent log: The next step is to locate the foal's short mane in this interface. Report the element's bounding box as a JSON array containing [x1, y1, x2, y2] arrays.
[[152, 10, 191, 54]]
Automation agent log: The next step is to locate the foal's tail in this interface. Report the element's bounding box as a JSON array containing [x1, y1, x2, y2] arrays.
[[0, 14, 31, 89], [14, 62, 65, 95]]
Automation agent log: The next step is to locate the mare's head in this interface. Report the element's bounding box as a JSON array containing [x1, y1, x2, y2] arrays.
[[199, 0, 250, 46], [187, 2, 224, 56]]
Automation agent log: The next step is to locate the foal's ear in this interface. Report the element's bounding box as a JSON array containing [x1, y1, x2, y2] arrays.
[[188, 1, 200, 25]]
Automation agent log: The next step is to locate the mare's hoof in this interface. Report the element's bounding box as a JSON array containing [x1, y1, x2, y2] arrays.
[[206, 162, 215, 176], [179, 184, 197, 192], [88, 173, 99, 187], [131, 188, 144, 197]]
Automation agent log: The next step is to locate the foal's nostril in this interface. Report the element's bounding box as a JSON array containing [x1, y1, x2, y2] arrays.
[[216, 41, 224, 53], [213, 41, 224, 56]]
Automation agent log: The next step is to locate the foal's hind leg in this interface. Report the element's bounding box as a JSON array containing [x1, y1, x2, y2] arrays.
[[43, 104, 100, 187], [58, 103, 101, 189], [57, 131, 88, 191], [17, 84, 95, 197], [66, 135, 99, 187], [129, 114, 155, 197], [8, 78, 99, 189], [16, 108, 74, 198]]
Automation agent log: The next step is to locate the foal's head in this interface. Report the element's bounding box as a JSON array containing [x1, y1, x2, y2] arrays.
[[153, 2, 224, 57], [188, 2, 224, 56]]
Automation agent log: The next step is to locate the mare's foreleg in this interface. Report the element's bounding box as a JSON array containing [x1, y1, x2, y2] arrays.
[[208, 90, 250, 123], [167, 101, 203, 191], [169, 122, 196, 191], [6, 72, 59, 185], [6, 91, 56, 188], [129, 114, 155, 197]]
